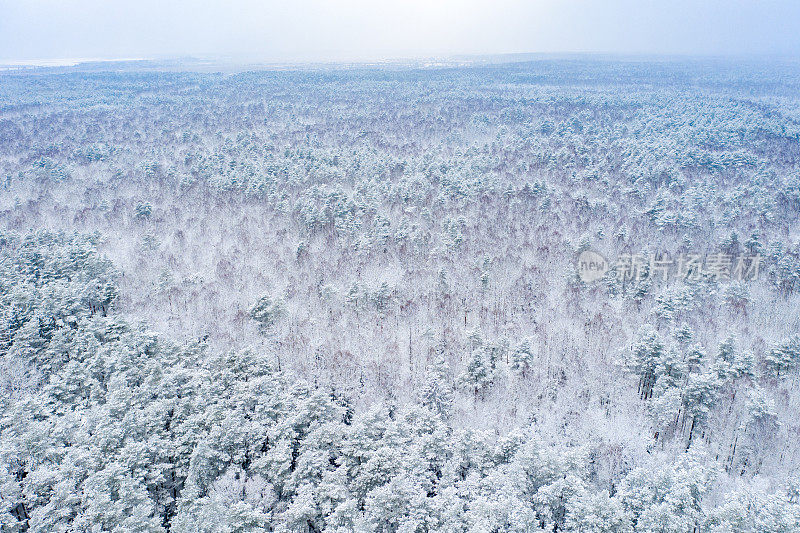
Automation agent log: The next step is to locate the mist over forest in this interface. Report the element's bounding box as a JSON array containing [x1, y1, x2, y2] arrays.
[[1, 58, 800, 532]]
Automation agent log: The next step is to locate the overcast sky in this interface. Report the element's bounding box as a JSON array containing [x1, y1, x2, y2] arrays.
[[1, 0, 799, 63]]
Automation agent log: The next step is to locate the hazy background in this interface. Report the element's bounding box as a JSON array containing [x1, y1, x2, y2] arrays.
[[1, 0, 800, 64]]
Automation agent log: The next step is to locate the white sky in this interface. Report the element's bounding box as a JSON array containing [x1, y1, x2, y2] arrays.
[[1, 0, 799, 63]]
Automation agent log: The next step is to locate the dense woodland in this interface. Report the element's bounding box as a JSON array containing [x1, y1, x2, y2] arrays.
[[1, 58, 800, 531]]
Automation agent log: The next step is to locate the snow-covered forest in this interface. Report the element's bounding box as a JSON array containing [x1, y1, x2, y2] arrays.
[[1, 58, 800, 531]]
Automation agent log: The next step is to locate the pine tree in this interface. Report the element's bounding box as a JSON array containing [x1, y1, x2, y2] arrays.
[[566, 489, 632, 533], [460, 347, 493, 397], [510, 337, 535, 379], [628, 326, 664, 400], [420, 354, 454, 417], [764, 336, 800, 377]]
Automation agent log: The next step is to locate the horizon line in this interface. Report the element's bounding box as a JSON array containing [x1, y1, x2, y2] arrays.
[[2, 51, 799, 73]]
